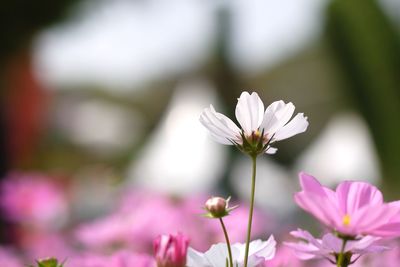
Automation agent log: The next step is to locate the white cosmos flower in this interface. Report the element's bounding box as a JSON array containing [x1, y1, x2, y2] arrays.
[[187, 236, 276, 267], [199, 91, 308, 155]]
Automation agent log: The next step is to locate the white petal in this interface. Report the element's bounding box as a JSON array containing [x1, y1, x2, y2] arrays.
[[204, 243, 241, 267], [265, 146, 277, 154], [204, 244, 229, 266], [199, 105, 241, 144], [252, 236, 276, 260], [208, 133, 236, 145], [236, 237, 276, 264], [260, 101, 285, 132], [235, 92, 264, 135], [260, 101, 295, 136], [187, 248, 212, 267], [191, 239, 274, 267], [273, 113, 309, 141]]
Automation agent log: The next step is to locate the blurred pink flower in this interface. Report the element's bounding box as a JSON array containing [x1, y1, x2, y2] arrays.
[[75, 191, 196, 252], [153, 233, 189, 267], [285, 229, 388, 264], [0, 172, 68, 228], [75, 190, 272, 253], [75, 190, 209, 252], [0, 247, 23, 267], [20, 232, 73, 262], [294, 172, 400, 237], [67, 251, 155, 267]]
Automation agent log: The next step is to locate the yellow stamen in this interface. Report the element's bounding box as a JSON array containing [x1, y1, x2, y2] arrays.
[[343, 214, 351, 226], [253, 130, 261, 138]]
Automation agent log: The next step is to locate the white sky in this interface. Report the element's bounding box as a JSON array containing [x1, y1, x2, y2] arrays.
[[33, 0, 329, 91]]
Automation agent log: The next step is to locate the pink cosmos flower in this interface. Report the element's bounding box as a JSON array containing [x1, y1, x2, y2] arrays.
[[154, 233, 189, 267], [294, 172, 400, 237], [199, 91, 308, 155], [285, 229, 388, 264], [0, 247, 23, 267]]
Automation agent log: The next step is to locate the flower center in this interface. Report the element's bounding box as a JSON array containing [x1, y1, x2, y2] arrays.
[[239, 129, 271, 156], [251, 130, 262, 140], [342, 214, 351, 226]]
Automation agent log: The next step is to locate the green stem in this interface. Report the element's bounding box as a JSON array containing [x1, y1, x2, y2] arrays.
[[336, 238, 348, 267], [244, 155, 257, 267], [219, 218, 234, 267]]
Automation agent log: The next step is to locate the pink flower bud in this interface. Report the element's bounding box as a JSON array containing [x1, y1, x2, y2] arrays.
[[153, 233, 189, 267], [205, 197, 227, 218]]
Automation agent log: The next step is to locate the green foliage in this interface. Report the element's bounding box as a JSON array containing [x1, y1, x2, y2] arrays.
[[326, 0, 400, 198]]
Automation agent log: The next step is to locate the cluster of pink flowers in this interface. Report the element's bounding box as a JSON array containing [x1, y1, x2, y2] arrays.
[[0, 172, 273, 266], [74, 190, 272, 253]]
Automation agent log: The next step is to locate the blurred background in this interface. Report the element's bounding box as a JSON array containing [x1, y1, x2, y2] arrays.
[[0, 0, 399, 265]]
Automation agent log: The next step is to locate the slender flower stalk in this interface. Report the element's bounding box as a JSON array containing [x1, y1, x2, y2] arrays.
[[219, 218, 234, 267], [337, 238, 349, 267], [244, 155, 257, 267]]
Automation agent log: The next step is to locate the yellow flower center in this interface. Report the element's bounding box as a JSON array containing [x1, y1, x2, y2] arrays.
[[343, 214, 351, 226], [253, 130, 262, 139]]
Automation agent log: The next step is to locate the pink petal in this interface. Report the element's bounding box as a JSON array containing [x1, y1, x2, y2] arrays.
[[336, 181, 383, 215], [294, 173, 341, 229]]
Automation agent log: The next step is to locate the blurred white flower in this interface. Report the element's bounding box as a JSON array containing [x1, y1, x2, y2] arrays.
[[128, 82, 226, 195], [187, 236, 276, 267]]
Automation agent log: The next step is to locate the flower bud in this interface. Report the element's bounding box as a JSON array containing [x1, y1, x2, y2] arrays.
[[154, 233, 189, 267], [203, 196, 237, 219], [205, 197, 227, 217]]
